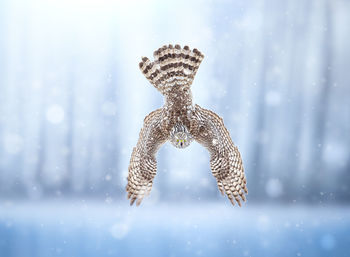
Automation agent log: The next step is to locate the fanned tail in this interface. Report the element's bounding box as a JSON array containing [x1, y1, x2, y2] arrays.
[[139, 44, 204, 95]]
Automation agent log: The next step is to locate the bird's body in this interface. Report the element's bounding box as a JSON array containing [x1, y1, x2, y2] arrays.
[[127, 44, 248, 206]]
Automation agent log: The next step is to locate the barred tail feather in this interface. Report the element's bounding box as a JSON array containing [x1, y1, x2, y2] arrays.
[[139, 44, 204, 95]]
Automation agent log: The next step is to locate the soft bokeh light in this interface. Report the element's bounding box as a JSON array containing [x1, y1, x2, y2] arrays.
[[0, 0, 350, 256]]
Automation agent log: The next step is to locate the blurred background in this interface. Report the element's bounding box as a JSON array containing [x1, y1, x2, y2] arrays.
[[0, 0, 350, 256]]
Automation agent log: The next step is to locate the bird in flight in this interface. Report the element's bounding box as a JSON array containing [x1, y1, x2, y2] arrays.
[[126, 44, 247, 206]]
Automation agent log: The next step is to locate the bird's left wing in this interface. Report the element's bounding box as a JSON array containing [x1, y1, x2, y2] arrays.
[[126, 109, 168, 206], [191, 104, 248, 206]]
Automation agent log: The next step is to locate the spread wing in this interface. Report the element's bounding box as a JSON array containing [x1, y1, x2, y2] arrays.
[[191, 104, 248, 206], [126, 109, 168, 206]]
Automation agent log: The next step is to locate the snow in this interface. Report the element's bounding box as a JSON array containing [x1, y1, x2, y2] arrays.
[[0, 202, 349, 257], [101, 101, 117, 116], [320, 234, 336, 251], [110, 222, 130, 239], [46, 104, 65, 124], [0, 0, 349, 256], [265, 178, 283, 198], [3, 133, 23, 155], [265, 91, 281, 106]]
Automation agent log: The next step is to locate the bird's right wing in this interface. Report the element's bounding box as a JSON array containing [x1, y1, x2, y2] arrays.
[[191, 104, 248, 206], [126, 109, 168, 206]]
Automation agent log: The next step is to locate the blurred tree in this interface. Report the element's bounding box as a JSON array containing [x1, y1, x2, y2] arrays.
[[251, 1, 269, 201], [308, 0, 333, 201]]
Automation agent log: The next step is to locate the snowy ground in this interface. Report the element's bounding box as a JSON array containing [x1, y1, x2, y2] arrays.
[[0, 201, 349, 257]]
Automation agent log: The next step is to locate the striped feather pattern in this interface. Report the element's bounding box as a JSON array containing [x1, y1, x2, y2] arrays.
[[139, 44, 204, 94], [191, 104, 248, 206], [126, 109, 168, 206]]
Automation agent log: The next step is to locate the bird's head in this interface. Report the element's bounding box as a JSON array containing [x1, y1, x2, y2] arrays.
[[172, 132, 191, 149], [170, 124, 193, 149]]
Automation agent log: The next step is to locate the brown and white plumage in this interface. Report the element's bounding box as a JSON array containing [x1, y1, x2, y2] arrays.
[[191, 105, 247, 206], [127, 44, 247, 206], [126, 109, 168, 206]]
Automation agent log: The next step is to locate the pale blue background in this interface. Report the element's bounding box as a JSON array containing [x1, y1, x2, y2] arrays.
[[0, 0, 349, 256]]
